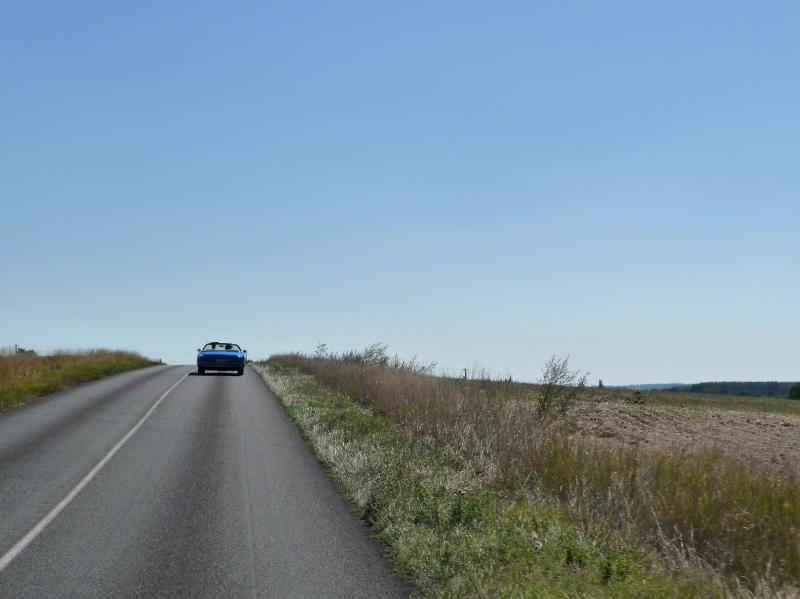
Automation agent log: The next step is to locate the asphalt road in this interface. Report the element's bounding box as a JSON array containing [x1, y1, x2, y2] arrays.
[[0, 366, 413, 598]]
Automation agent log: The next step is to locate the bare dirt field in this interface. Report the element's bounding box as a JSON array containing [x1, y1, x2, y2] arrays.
[[570, 399, 800, 478]]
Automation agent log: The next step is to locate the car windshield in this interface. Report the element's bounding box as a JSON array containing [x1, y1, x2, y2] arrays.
[[202, 342, 241, 352]]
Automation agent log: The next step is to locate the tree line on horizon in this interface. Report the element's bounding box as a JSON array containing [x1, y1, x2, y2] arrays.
[[668, 381, 800, 399]]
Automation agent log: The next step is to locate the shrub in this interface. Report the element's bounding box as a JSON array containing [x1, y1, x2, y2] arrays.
[[532, 355, 587, 424]]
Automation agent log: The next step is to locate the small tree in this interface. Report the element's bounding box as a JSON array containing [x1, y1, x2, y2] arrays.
[[789, 383, 800, 400], [534, 356, 587, 424], [362, 342, 389, 366]]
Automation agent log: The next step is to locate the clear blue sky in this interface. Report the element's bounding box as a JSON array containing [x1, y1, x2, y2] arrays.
[[2, 2, 798, 384]]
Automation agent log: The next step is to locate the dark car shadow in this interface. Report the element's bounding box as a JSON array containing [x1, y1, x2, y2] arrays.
[[188, 371, 242, 377]]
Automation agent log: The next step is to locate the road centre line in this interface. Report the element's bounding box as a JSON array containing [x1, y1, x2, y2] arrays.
[[0, 370, 190, 572]]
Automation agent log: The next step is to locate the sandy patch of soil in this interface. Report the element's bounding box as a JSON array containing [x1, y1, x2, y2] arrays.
[[569, 400, 800, 478]]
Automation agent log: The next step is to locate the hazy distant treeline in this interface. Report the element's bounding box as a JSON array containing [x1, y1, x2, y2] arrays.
[[669, 381, 797, 398]]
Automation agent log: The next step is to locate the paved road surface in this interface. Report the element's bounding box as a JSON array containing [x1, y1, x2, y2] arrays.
[[0, 366, 413, 598]]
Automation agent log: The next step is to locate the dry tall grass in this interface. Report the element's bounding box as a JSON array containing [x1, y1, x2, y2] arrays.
[[273, 350, 800, 593], [0, 348, 156, 410]]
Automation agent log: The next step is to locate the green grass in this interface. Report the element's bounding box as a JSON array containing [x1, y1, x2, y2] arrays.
[[254, 360, 724, 598], [643, 390, 800, 416], [0, 349, 157, 413]]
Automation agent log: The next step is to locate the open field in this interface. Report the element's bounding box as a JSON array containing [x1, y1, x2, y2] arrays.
[[465, 382, 800, 417], [606, 387, 800, 417], [0, 348, 157, 413], [260, 350, 800, 597], [570, 400, 800, 479]]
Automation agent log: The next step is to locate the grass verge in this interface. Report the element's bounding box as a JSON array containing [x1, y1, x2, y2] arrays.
[[644, 391, 800, 417], [0, 349, 157, 413], [253, 360, 730, 598]]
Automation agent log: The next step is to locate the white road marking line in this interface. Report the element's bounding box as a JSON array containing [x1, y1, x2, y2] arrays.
[[0, 370, 190, 572]]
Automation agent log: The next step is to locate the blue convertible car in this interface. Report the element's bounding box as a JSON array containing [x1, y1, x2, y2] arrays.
[[197, 342, 247, 375]]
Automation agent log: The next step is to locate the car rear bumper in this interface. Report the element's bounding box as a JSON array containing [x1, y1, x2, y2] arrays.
[[197, 358, 245, 370]]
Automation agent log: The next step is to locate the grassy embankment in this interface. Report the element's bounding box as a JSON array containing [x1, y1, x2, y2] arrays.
[[254, 351, 800, 598], [0, 348, 157, 414]]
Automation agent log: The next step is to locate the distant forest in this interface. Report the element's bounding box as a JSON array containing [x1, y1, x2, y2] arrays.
[[668, 381, 798, 398]]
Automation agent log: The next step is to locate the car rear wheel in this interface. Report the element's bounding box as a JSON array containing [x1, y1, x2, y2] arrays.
[[237, 368, 244, 376], [198, 367, 205, 375]]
